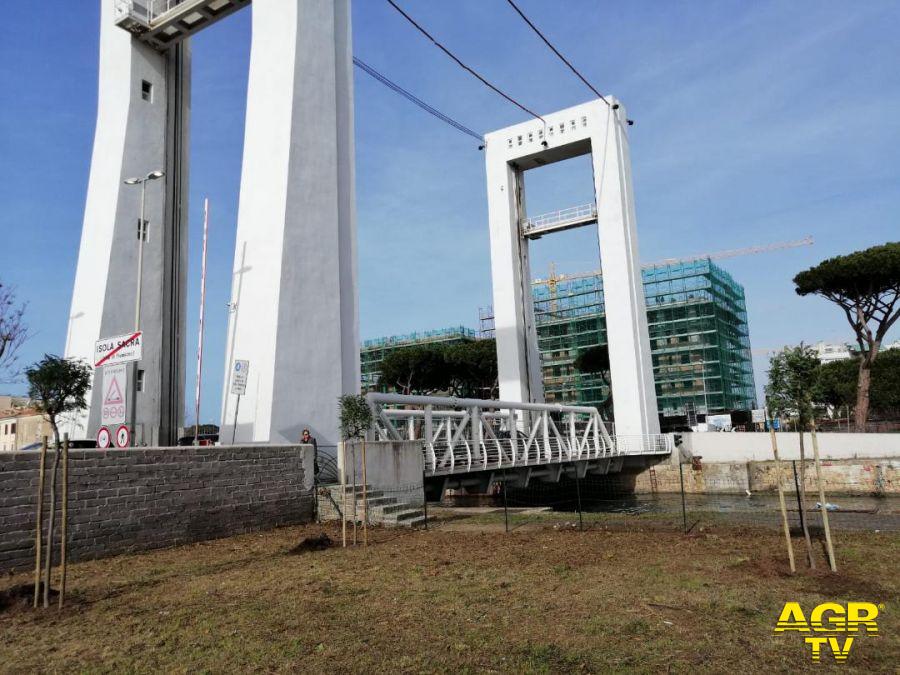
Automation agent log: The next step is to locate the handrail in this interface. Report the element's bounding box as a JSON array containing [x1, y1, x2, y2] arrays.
[[366, 392, 599, 415], [366, 392, 669, 477], [524, 202, 597, 230]]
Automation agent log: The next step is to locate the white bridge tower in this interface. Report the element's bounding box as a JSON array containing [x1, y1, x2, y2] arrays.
[[65, 0, 359, 446], [484, 99, 660, 436]]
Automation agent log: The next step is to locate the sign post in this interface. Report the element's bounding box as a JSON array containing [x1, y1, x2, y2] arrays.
[[193, 198, 210, 446], [94, 332, 142, 447], [230, 360, 249, 444], [100, 364, 127, 427], [94, 332, 142, 368], [751, 408, 766, 431]]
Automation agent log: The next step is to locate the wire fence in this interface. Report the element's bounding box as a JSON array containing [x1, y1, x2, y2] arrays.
[[310, 439, 897, 556], [418, 460, 899, 537]]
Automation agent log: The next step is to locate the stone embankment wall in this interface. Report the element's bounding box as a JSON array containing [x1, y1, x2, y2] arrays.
[[632, 457, 897, 495]]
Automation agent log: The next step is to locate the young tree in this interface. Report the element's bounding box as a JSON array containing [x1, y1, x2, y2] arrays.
[[338, 394, 374, 441], [25, 355, 92, 448], [0, 282, 30, 382], [765, 344, 820, 568], [574, 344, 613, 418], [25, 355, 91, 601], [338, 394, 375, 546], [794, 242, 900, 430], [766, 345, 820, 429]]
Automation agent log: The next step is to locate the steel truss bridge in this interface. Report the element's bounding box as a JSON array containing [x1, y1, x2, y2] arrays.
[[366, 393, 671, 488]]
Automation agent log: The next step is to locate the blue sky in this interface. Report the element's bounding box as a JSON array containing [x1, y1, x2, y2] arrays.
[[1, 1, 898, 424]]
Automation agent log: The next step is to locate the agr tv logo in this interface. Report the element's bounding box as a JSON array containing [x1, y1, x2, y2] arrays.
[[774, 601, 882, 662]]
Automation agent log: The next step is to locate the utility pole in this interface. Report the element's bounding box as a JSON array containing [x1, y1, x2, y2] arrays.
[[123, 170, 164, 446], [193, 198, 210, 445]]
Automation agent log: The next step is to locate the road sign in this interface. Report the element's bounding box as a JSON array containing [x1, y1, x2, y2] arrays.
[[751, 408, 766, 424], [94, 331, 143, 367], [231, 359, 249, 395], [101, 364, 127, 425], [115, 424, 131, 448], [97, 426, 112, 449]]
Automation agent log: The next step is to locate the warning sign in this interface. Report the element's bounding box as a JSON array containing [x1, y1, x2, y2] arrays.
[[94, 331, 142, 367], [101, 364, 127, 426]]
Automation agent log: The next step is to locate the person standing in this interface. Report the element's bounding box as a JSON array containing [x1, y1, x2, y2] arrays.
[[301, 428, 318, 475], [301, 428, 319, 521]]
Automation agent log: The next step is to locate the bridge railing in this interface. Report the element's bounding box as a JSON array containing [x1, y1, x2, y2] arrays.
[[524, 202, 597, 229], [366, 393, 670, 476]]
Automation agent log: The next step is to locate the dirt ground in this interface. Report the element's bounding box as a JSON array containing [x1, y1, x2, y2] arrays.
[[1, 520, 897, 673]]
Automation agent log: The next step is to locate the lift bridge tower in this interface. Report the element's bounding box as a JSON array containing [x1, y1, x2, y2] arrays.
[[485, 99, 660, 436], [65, 0, 359, 446]]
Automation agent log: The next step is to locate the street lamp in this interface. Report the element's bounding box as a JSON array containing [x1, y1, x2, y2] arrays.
[[123, 170, 164, 332], [122, 170, 164, 445]]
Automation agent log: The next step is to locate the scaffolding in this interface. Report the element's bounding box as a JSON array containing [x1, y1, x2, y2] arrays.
[[361, 326, 479, 391], [480, 259, 757, 418]]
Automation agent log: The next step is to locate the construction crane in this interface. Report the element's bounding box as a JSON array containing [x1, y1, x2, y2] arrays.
[[479, 236, 814, 335], [533, 235, 815, 284], [645, 235, 815, 269]]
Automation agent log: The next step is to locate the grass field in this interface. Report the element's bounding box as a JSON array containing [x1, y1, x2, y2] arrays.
[[1, 518, 897, 673]]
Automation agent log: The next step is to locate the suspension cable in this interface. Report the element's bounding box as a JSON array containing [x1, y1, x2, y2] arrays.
[[353, 57, 483, 142], [504, 0, 611, 108], [385, 0, 545, 123]]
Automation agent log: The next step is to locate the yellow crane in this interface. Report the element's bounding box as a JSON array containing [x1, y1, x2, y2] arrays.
[[535, 235, 815, 284], [480, 236, 815, 335], [646, 235, 815, 269]]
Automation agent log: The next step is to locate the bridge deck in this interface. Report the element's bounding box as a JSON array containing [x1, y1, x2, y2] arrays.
[[115, 0, 250, 50], [425, 434, 671, 477], [521, 202, 597, 239]]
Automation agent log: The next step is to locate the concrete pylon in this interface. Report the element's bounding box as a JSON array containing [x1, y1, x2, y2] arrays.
[[65, 1, 189, 446], [484, 99, 660, 436], [220, 0, 360, 447]]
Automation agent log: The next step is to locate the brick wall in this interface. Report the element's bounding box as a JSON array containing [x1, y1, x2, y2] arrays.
[[0, 444, 314, 573]]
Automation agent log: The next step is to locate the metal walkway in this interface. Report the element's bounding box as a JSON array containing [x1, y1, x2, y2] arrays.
[[114, 0, 250, 49], [367, 393, 671, 478], [521, 202, 597, 240]]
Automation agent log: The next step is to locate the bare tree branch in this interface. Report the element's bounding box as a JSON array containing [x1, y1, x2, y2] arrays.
[[0, 282, 30, 382]]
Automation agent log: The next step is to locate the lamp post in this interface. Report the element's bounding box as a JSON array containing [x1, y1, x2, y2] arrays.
[[122, 170, 164, 445]]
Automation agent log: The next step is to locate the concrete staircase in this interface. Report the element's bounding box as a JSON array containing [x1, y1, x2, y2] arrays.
[[317, 484, 425, 528]]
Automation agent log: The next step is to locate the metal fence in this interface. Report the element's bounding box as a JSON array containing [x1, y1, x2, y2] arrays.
[[417, 462, 898, 536], [366, 392, 671, 477]]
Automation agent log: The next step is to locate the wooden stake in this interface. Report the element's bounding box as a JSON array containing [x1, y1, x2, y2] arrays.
[[811, 426, 837, 572], [361, 438, 369, 547], [797, 431, 815, 569], [351, 444, 358, 546], [340, 441, 347, 548], [769, 427, 796, 573], [59, 434, 69, 609], [33, 436, 48, 608], [44, 437, 61, 608]]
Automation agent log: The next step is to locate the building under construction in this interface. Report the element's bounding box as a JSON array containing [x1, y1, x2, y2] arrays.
[[361, 234, 812, 419], [361, 256, 755, 421], [361, 327, 479, 391], [480, 259, 757, 420]]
